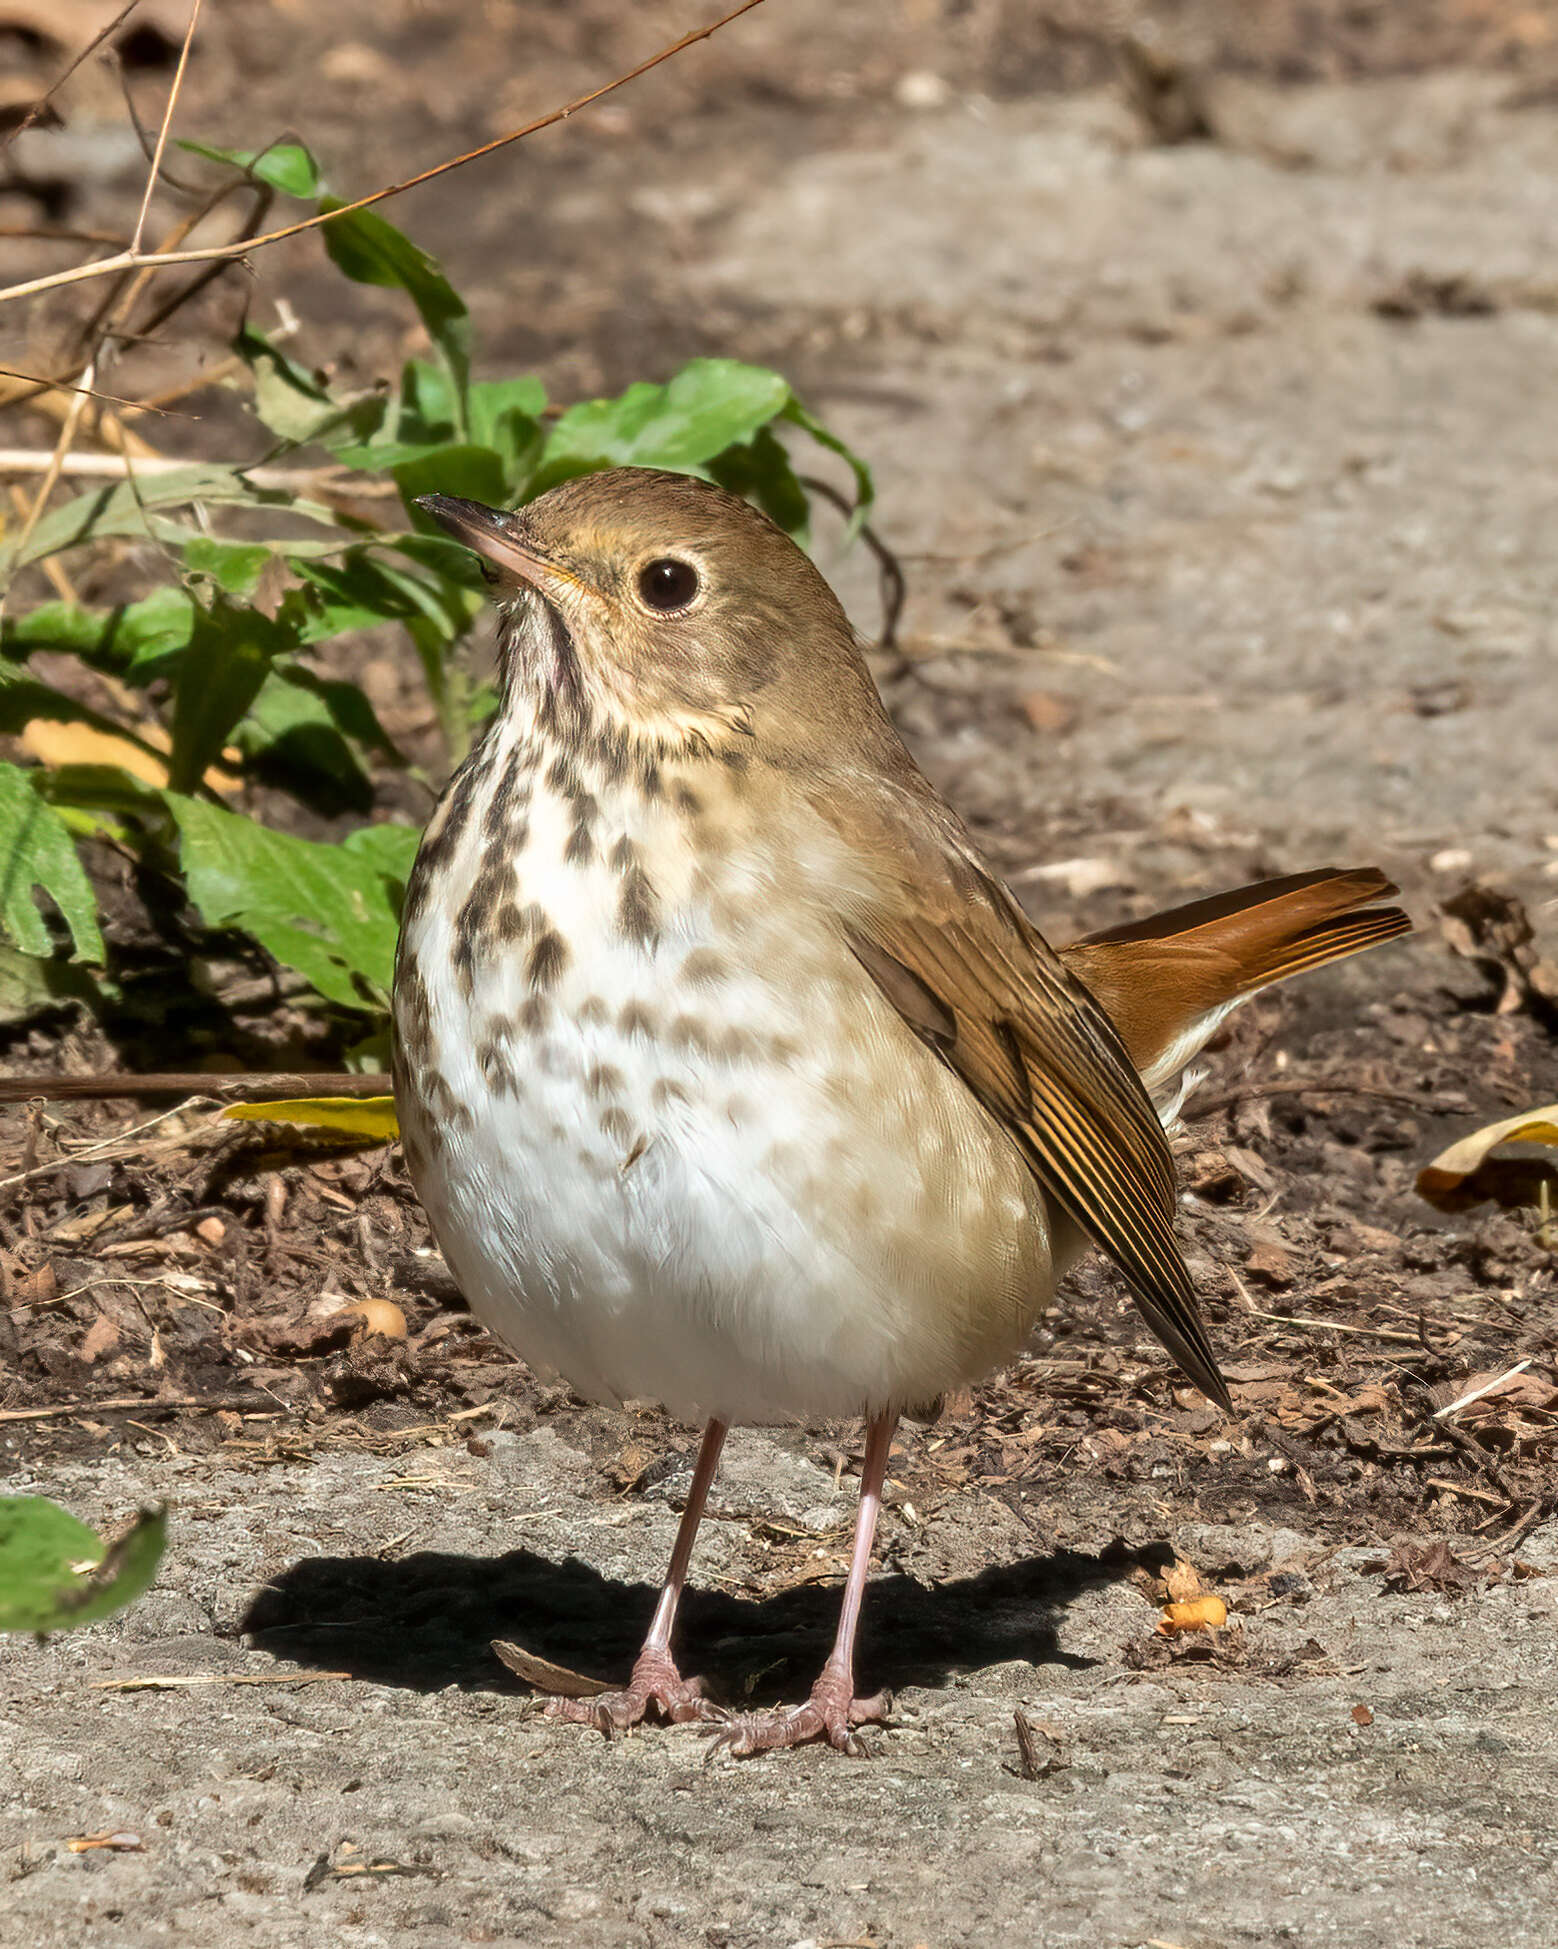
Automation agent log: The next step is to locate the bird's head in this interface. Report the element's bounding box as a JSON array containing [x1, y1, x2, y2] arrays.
[[418, 468, 875, 762]]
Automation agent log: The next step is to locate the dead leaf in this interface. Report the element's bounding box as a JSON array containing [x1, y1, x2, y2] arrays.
[[78, 1315, 120, 1364], [21, 719, 241, 795], [491, 1638, 613, 1698], [1383, 1540, 1483, 1597], [1351, 1703, 1374, 1727], [1011, 1708, 1068, 1780], [1157, 1595, 1228, 1636], [45, 1202, 133, 1244], [303, 1841, 436, 1891], [1437, 1365, 1555, 1418], [1245, 1227, 1295, 1286], [1163, 1558, 1208, 1604], [1017, 690, 1077, 736], [1439, 884, 1558, 1023], [336, 1297, 407, 1340], [1417, 1104, 1558, 1211]]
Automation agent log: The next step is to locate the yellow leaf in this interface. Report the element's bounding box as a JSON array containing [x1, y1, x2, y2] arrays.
[[221, 1095, 399, 1142], [21, 719, 242, 794], [1157, 1595, 1227, 1637], [1416, 1103, 1558, 1211]]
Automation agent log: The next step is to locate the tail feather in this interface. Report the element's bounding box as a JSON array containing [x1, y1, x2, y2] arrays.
[[1060, 866, 1411, 1092]]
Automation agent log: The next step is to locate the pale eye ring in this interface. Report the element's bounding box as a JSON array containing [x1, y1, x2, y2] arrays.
[[636, 557, 700, 612]]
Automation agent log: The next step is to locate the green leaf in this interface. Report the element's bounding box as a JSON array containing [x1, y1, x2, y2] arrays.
[[0, 466, 330, 577], [235, 323, 383, 450], [292, 545, 481, 643], [233, 668, 377, 814], [2, 588, 197, 681], [319, 203, 470, 432], [180, 137, 324, 200], [167, 794, 415, 1010], [341, 820, 421, 886], [469, 375, 547, 438], [394, 358, 460, 444], [0, 761, 104, 961], [168, 596, 300, 795], [707, 424, 813, 542], [391, 444, 510, 527], [536, 358, 792, 488], [183, 537, 274, 599], [781, 398, 875, 538], [469, 377, 547, 494], [0, 1497, 166, 1634], [0, 942, 105, 1024]]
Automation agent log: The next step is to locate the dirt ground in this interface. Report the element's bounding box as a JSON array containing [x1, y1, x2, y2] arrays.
[[4, 4, 1558, 1945]]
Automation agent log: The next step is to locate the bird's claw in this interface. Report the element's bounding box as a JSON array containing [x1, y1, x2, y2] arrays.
[[702, 1678, 893, 1759], [544, 1648, 722, 1736]]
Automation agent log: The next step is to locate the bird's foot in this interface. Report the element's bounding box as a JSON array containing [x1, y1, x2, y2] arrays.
[[704, 1665, 892, 1759], [545, 1646, 720, 1736]]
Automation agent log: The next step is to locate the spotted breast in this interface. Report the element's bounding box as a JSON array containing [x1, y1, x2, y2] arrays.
[[392, 706, 1069, 1428]]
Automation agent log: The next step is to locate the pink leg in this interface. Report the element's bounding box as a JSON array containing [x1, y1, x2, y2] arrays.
[[709, 1410, 898, 1758], [548, 1417, 727, 1734]]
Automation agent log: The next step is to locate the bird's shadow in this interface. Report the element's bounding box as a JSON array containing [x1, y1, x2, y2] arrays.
[[243, 1534, 1171, 1703]]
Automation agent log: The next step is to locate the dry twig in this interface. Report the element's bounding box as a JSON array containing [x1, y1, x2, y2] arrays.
[[1, 0, 772, 309]]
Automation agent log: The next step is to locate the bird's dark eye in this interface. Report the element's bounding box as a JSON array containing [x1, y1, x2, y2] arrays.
[[636, 557, 700, 612]]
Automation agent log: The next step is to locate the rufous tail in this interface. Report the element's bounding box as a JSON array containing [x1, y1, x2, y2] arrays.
[[1060, 867, 1411, 1094]]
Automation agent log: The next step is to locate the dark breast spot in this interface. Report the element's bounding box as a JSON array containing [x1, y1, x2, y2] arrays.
[[617, 865, 659, 948], [546, 751, 582, 799], [679, 948, 726, 988], [395, 967, 434, 1068], [526, 928, 569, 991], [618, 1001, 656, 1039]]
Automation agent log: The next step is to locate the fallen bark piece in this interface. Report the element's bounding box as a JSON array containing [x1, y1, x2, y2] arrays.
[[492, 1638, 614, 1698]]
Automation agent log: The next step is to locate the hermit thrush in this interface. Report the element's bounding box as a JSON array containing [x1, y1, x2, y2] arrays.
[[394, 469, 1409, 1755]]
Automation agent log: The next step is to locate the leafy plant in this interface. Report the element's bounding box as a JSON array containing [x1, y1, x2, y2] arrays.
[[0, 1496, 166, 1634], [0, 137, 872, 1048]]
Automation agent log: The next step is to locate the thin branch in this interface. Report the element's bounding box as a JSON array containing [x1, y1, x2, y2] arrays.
[[0, 369, 178, 413], [0, 1394, 277, 1425], [0, 0, 772, 308], [128, 0, 205, 256], [798, 472, 906, 651], [0, 1072, 383, 1104], [0, 449, 353, 489], [0, 355, 97, 620], [1188, 1079, 1457, 1121]]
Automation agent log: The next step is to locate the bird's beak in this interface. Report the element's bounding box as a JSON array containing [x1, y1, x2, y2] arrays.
[[415, 494, 579, 597]]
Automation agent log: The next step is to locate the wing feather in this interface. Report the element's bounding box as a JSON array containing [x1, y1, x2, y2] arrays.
[[843, 876, 1229, 1409]]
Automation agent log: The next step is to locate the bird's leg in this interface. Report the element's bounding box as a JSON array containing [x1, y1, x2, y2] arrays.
[[709, 1410, 898, 1758], [548, 1417, 728, 1733]]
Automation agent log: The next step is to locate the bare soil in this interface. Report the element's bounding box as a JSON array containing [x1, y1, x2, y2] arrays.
[[3, 5, 1558, 1945]]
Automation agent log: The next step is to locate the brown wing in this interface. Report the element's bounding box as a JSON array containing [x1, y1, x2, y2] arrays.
[[839, 841, 1229, 1410]]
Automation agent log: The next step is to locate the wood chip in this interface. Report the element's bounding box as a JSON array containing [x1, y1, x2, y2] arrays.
[[491, 1638, 613, 1698]]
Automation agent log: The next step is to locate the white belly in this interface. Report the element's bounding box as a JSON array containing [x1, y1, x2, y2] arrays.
[[394, 734, 1071, 1425]]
